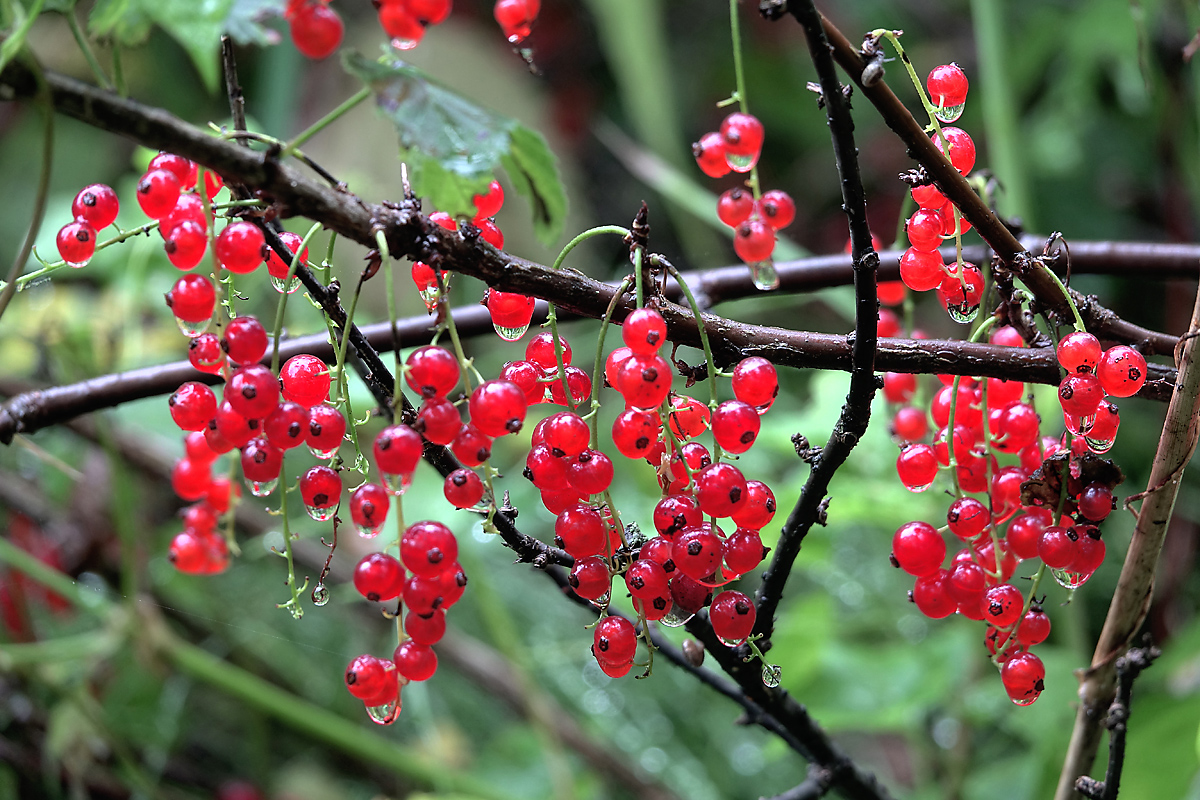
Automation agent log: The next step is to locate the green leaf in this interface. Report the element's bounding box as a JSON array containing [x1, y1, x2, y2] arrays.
[[89, 0, 285, 92], [343, 51, 567, 246]]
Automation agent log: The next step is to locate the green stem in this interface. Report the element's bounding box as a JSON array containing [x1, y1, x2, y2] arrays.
[[275, 456, 306, 620], [0, 64, 52, 323], [588, 277, 634, 446], [633, 246, 645, 307], [1037, 265, 1086, 332], [380, 231, 403, 426], [728, 0, 749, 113], [111, 44, 126, 96], [270, 222, 322, 373], [659, 257, 719, 412], [65, 8, 112, 90], [548, 225, 630, 412], [283, 87, 370, 157]]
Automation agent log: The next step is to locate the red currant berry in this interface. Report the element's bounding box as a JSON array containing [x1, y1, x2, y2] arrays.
[[692, 131, 730, 178], [374, 424, 423, 480], [543, 412, 590, 457], [666, 395, 710, 440], [946, 496, 989, 540], [927, 64, 969, 109], [468, 379, 528, 437], [1078, 484, 1114, 522], [416, 397, 461, 445], [1016, 606, 1051, 648], [1058, 373, 1104, 418], [71, 183, 119, 229], [717, 188, 755, 227], [378, 1, 423, 46], [289, 0, 344, 59], [226, 364, 280, 420], [896, 444, 938, 492], [671, 525, 724, 580], [1001, 651, 1045, 705], [878, 280, 907, 306], [167, 274, 216, 329], [56, 220, 97, 267], [1038, 526, 1077, 569], [280, 354, 331, 407], [733, 218, 776, 263], [991, 326, 1025, 347], [938, 203, 972, 236], [299, 466, 342, 520], [710, 590, 756, 644], [731, 480, 776, 530], [980, 583, 1024, 628], [547, 366, 592, 407], [892, 406, 928, 442], [213, 401, 258, 449], [148, 152, 197, 189], [911, 183, 947, 209], [906, 208, 944, 252], [567, 449, 614, 496], [891, 521, 945, 577], [162, 193, 208, 239], [931, 127, 976, 174], [616, 354, 673, 410], [899, 248, 945, 292], [263, 230, 309, 292], [393, 640, 437, 682], [240, 437, 283, 486], [622, 307, 668, 355], [264, 401, 309, 450], [525, 444, 572, 491], [882, 372, 917, 404], [405, 609, 447, 645], [350, 482, 389, 536], [493, 0, 538, 43], [720, 112, 764, 169], [555, 504, 606, 557], [1007, 508, 1053, 560], [172, 458, 212, 501], [1057, 331, 1102, 374], [354, 552, 406, 602], [451, 424, 493, 467], [215, 222, 266, 274], [222, 315, 269, 366], [625, 559, 670, 600], [711, 400, 761, 454], [401, 520, 458, 577], [569, 556, 611, 600], [475, 217, 504, 249], [164, 220, 208, 270], [136, 169, 182, 219], [485, 290, 535, 339], [169, 382, 218, 431], [757, 190, 795, 230], [911, 569, 957, 619], [653, 495, 703, 539], [344, 654, 392, 700], [472, 180, 504, 219], [444, 468, 484, 508], [722, 527, 767, 575], [305, 403, 346, 458], [593, 616, 636, 664], [1097, 345, 1147, 397], [1070, 528, 1106, 576], [694, 462, 748, 518], [937, 263, 984, 321], [499, 360, 545, 404], [731, 357, 778, 407], [524, 331, 571, 371]]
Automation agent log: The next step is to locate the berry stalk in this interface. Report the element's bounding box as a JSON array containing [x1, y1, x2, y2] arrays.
[[270, 222, 322, 373]]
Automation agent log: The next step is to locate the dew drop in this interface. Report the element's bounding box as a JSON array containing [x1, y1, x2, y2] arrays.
[[946, 303, 979, 324], [935, 103, 966, 124], [175, 317, 210, 338], [364, 697, 401, 725], [66, 259, 90, 269], [311, 583, 330, 606], [1065, 413, 1096, 436], [418, 284, 446, 313], [717, 635, 747, 648], [761, 663, 782, 688], [748, 261, 780, 291], [1051, 567, 1091, 590], [304, 502, 337, 522], [382, 471, 411, 496], [492, 322, 530, 342], [656, 607, 696, 628], [1009, 692, 1039, 707], [1085, 436, 1115, 454], [357, 523, 384, 539], [270, 274, 300, 294], [391, 36, 420, 51], [905, 481, 934, 493], [724, 152, 757, 173], [247, 478, 278, 497], [307, 445, 339, 460]]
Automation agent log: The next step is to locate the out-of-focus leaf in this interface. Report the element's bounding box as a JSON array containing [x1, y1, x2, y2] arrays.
[[344, 52, 567, 245]]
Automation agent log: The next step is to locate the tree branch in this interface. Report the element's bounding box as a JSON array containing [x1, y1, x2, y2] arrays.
[[761, 768, 834, 800], [1055, 279, 1200, 799]]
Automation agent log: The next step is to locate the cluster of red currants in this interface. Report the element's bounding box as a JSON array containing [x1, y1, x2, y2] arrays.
[[287, 0, 344, 60], [883, 317, 1146, 705], [692, 111, 794, 267], [895, 64, 987, 323]]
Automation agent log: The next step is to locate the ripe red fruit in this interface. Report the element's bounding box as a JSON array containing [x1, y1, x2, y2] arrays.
[[1057, 331, 1102, 374], [899, 248, 945, 292], [757, 190, 795, 230], [56, 221, 97, 267], [625, 559, 670, 600], [374, 424, 423, 479], [499, 360, 545, 404], [72, 184, 119, 229], [222, 315, 269, 366], [653, 495, 702, 539], [731, 357, 778, 407], [980, 583, 1024, 628], [593, 616, 636, 664], [226, 364, 280, 420], [720, 112, 765, 166], [1058, 373, 1104, 419], [617, 354, 673, 410], [280, 354, 331, 407], [164, 219, 208, 270], [931, 127, 976, 174], [240, 437, 283, 486], [1097, 345, 1147, 397], [136, 169, 182, 219], [215, 222, 266, 274], [172, 458, 212, 501], [472, 180, 504, 218], [731, 480, 776, 530], [543, 412, 590, 457], [350, 482, 389, 536], [672, 525, 724, 580], [415, 397, 461, 445], [912, 183, 947, 209], [622, 307, 668, 355], [169, 382, 218, 431], [166, 274, 216, 328], [451, 424, 492, 467], [305, 403, 346, 457], [555, 504, 607, 557], [891, 521, 945, 577], [882, 372, 917, 404], [694, 462, 748, 518], [568, 556, 611, 600], [733, 218, 776, 263], [896, 444, 938, 492], [299, 466, 341, 520], [524, 331, 571, 371], [378, 2, 423, 45], [946, 497, 989, 540], [493, 0, 538, 43], [263, 230, 309, 292], [401, 520, 458, 577], [892, 406, 928, 442], [393, 640, 438, 682], [547, 366, 591, 407], [405, 609, 446, 646], [345, 654, 393, 700], [692, 131, 731, 178], [911, 568, 957, 619], [906, 208, 944, 252], [567, 449, 614, 496], [711, 400, 760, 454], [289, 0, 344, 59], [927, 64, 969, 109], [353, 552, 406, 602], [1001, 652, 1045, 705], [264, 402, 309, 451], [485, 290, 535, 338], [666, 396, 709, 440], [709, 590, 756, 643], [444, 468, 484, 508], [468, 380, 528, 437], [878, 281, 907, 306], [716, 188, 755, 227]]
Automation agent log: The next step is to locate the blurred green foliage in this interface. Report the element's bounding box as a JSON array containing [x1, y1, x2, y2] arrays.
[[3, 1, 1200, 799]]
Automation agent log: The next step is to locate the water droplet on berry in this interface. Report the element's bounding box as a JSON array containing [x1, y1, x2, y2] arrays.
[[270, 274, 301, 294], [657, 606, 696, 628], [1051, 567, 1091, 590], [418, 285, 445, 313], [357, 522, 384, 539], [391, 35, 421, 50], [1065, 413, 1096, 436], [304, 502, 337, 522], [761, 663, 782, 688], [307, 444, 340, 460], [934, 102, 966, 123], [1084, 435, 1115, 454], [247, 478, 278, 497], [175, 317, 211, 338], [717, 634, 747, 647], [945, 302, 979, 324], [382, 472, 411, 495], [493, 322, 530, 342], [311, 582, 330, 606], [724, 152, 757, 173], [748, 261, 780, 291], [365, 698, 400, 725]]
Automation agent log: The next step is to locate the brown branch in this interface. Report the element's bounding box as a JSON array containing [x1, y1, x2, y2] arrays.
[[1055, 280, 1200, 799]]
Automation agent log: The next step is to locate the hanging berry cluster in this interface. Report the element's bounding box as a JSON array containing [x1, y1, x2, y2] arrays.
[[286, 0, 345, 60]]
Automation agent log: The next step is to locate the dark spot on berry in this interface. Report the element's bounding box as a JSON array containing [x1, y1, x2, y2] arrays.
[[652, 596, 667, 610], [378, 436, 392, 451], [630, 575, 644, 589], [523, 466, 535, 481], [554, 535, 564, 547], [288, 422, 301, 438], [551, 447, 564, 458], [253, 450, 267, 464], [81, 192, 96, 207], [452, 473, 467, 486], [740, 431, 755, 444], [361, 501, 375, 518], [729, 487, 742, 503], [635, 436, 649, 449], [1060, 384, 1074, 400], [989, 602, 1002, 616], [367, 592, 381, 602], [313, 493, 328, 506], [765, 498, 776, 512], [475, 446, 491, 461], [1129, 367, 1142, 381], [641, 367, 658, 382], [241, 385, 257, 399], [248, 419, 260, 431], [662, 559, 675, 573], [889, 553, 900, 568], [597, 636, 610, 652], [454, 572, 467, 587], [427, 548, 443, 564], [506, 419, 523, 433], [310, 422, 323, 436], [568, 574, 580, 588], [907, 590, 915, 603], [687, 541, 703, 556], [646, 331, 660, 345], [169, 394, 178, 406]]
